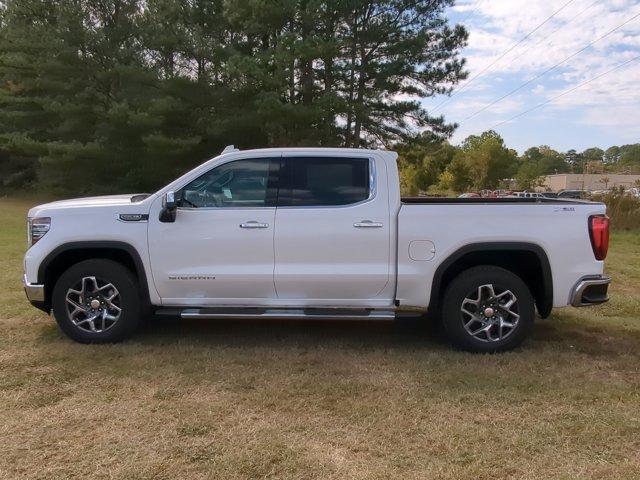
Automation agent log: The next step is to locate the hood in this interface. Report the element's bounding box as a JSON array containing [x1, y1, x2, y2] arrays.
[[28, 194, 151, 216]]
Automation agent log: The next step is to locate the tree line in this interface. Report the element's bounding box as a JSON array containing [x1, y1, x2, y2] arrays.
[[398, 132, 640, 196], [1, 1, 637, 198], [0, 0, 467, 194]]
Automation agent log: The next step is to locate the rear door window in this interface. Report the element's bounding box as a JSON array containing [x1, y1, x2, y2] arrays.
[[279, 157, 370, 207]]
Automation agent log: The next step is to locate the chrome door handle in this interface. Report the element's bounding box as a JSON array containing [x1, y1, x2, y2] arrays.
[[240, 221, 269, 229], [354, 220, 383, 228]]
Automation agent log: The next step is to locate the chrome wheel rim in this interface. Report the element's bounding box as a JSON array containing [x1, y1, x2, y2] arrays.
[[460, 284, 520, 342], [65, 276, 122, 333]]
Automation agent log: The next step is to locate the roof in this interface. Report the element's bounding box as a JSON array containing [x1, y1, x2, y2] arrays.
[[218, 145, 396, 159]]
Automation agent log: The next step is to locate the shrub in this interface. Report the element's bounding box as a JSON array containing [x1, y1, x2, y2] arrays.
[[592, 189, 640, 230]]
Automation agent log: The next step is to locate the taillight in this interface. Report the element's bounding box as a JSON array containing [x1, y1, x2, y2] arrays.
[[589, 215, 609, 261]]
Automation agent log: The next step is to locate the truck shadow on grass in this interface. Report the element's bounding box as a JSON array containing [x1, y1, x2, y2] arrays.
[[34, 312, 640, 358], [136, 315, 452, 351], [136, 314, 640, 355]]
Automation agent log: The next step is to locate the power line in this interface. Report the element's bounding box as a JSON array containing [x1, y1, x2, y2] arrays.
[[505, 0, 600, 72], [460, 9, 640, 123], [431, 0, 577, 113], [489, 54, 640, 130]]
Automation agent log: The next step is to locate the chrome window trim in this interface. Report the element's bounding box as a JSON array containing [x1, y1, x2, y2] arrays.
[[177, 206, 277, 211], [175, 155, 377, 211]]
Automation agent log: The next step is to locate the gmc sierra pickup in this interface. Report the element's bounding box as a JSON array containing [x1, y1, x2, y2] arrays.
[[23, 146, 611, 352]]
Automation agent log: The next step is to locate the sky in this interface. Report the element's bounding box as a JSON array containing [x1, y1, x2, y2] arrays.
[[423, 0, 640, 153]]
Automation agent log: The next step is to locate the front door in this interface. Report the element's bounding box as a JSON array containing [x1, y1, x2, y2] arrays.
[[148, 157, 279, 305], [273, 154, 390, 304]]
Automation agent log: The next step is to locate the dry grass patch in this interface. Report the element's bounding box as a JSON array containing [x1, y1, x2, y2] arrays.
[[1, 197, 640, 479]]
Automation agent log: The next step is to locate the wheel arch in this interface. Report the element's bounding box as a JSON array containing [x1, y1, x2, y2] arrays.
[[429, 242, 553, 318], [38, 241, 151, 311]]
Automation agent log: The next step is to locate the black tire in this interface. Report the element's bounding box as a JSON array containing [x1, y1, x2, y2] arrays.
[[52, 259, 142, 343], [441, 265, 535, 353]]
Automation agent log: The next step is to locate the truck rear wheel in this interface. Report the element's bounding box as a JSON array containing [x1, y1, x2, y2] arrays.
[[52, 259, 142, 343], [441, 266, 535, 352]]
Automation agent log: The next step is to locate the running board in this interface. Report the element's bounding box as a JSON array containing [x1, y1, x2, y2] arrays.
[[179, 307, 397, 321]]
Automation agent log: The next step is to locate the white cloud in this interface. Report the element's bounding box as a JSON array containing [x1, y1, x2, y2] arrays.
[[441, 0, 640, 141], [449, 95, 525, 116], [581, 105, 640, 137], [532, 84, 545, 94], [462, 0, 640, 74], [542, 57, 640, 136]]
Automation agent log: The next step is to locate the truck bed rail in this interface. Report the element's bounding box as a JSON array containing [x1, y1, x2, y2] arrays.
[[401, 197, 595, 205]]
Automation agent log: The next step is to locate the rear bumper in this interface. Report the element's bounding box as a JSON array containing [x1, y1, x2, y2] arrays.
[[570, 275, 611, 307]]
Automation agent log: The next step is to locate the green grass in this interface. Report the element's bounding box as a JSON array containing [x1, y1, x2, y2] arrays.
[[1, 197, 640, 479]]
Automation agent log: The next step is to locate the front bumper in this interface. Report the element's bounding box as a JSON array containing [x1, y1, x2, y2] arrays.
[[23, 274, 45, 303], [570, 275, 611, 307]]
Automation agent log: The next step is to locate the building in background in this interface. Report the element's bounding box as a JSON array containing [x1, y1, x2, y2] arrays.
[[540, 174, 640, 192]]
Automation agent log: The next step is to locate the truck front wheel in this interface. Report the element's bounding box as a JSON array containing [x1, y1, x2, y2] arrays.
[[441, 266, 535, 352], [52, 259, 142, 343]]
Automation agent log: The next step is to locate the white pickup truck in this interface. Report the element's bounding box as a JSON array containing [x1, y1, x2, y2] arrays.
[[23, 146, 611, 352]]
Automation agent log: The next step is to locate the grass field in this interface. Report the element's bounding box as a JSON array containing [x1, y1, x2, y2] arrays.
[[1, 197, 640, 479]]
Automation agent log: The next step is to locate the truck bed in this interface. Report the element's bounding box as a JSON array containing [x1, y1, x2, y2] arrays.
[[396, 198, 606, 310]]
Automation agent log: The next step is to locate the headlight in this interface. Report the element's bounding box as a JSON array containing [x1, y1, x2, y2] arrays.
[[27, 217, 50, 247]]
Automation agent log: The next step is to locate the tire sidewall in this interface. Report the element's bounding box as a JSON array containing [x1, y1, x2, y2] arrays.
[[52, 259, 141, 343], [441, 266, 535, 353]]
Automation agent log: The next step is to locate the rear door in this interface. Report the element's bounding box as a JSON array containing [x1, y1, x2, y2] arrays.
[[273, 154, 391, 304]]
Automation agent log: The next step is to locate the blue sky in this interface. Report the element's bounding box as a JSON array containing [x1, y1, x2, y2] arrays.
[[423, 0, 640, 153]]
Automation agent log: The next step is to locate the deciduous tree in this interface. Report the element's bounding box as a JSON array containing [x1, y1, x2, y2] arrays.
[[460, 131, 516, 190]]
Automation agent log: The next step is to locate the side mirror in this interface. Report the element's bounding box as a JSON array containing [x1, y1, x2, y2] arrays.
[[159, 191, 177, 223]]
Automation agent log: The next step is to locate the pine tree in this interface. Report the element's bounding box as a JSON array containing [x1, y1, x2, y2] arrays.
[[0, 0, 468, 194], [339, 0, 467, 146]]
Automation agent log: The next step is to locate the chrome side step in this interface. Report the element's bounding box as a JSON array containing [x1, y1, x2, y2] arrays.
[[179, 308, 396, 321]]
